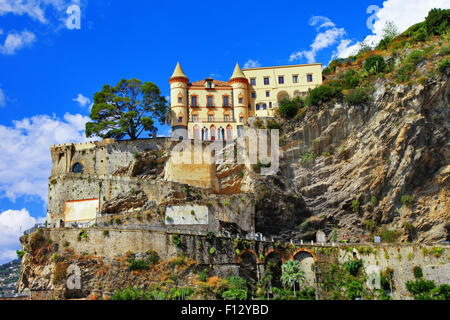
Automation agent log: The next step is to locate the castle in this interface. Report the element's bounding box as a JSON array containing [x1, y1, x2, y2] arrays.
[[169, 62, 323, 140]]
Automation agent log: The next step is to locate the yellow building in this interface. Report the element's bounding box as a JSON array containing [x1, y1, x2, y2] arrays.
[[169, 62, 322, 140]]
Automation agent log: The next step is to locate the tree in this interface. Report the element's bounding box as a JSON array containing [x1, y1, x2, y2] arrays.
[[85, 78, 168, 140], [424, 8, 450, 36], [281, 260, 306, 297], [278, 97, 303, 119]]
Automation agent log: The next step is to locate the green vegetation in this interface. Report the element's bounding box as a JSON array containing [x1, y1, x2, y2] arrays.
[[401, 195, 414, 208], [344, 260, 363, 276], [413, 266, 424, 279], [305, 85, 343, 106], [172, 233, 182, 247], [278, 97, 304, 119], [438, 58, 450, 74], [103, 230, 110, 237], [344, 88, 370, 105], [112, 286, 194, 300], [363, 55, 387, 74], [281, 260, 306, 297], [351, 199, 360, 213], [16, 250, 24, 259], [77, 230, 88, 242], [85, 78, 169, 140], [343, 70, 360, 89], [406, 279, 450, 300]]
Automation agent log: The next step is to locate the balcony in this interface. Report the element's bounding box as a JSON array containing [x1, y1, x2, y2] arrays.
[[190, 118, 236, 124], [206, 103, 215, 108]]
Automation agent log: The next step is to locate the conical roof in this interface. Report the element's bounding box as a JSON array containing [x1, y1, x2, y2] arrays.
[[230, 62, 246, 80], [170, 62, 188, 79]]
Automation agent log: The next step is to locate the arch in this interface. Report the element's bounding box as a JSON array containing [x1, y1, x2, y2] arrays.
[[293, 90, 301, 98], [237, 249, 260, 264], [193, 125, 200, 140], [191, 111, 199, 122], [226, 125, 233, 141], [210, 125, 216, 141], [201, 127, 209, 141], [177, 92, 183, 103], [177, 112, 184, 123], [207, 111, 215, 122], [239, 113, 245, 123], [238, 250, 258, 288], [72, 162, 83, 174], [291, 249, 317, 288], [264, 249, 286, 264], [277, 91, 289, 103], [290, 248, 317, 261], [218, 127, 225, 140]]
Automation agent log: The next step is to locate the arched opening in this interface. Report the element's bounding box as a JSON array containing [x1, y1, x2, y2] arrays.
[[293, 250, 316, 287], [202, 127, 209, 141], [193, 125, 200, 140], [218, 127, 224, 140], [277, 91, 289, 104], [72, 162, 83, 174], [239, 251, 258, 291], [210, 125, 216, 141], [226, 125, 232, 141], [264, 251, 284, 289]]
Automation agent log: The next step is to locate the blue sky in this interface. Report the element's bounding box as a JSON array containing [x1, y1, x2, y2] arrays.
[[0, 0, 447, 263]]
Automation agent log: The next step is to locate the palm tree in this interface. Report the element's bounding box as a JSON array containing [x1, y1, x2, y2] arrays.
[[281, 260, 306, 297]]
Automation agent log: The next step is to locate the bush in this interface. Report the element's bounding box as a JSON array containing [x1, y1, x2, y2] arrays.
[[438, 58, 450, 75], [127, 258, 149, 271], [103, 230, 109, 237], [343, 70, 360, 89], [278, 97, 303, 119], [16, 250, 24, 259], [344, 89, 369, 105], [382, 230, 401, 243], [147, 250, 160, 265], [172, 233, 182, 247], [413, 266, 423, 279], [406, 50, 425, 66], [424, 8, 450, 36], [401, 195, 414, 208], [344, 260, 363, 276], [439, 46, 450, 56], [266, 120, 281, 130], [351, 199, 360, 213], [305, 85, 343, 106], [363, 55, 386, 74]]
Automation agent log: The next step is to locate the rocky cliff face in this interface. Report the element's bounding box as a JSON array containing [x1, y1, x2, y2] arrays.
[[264, 49, 449, 243]]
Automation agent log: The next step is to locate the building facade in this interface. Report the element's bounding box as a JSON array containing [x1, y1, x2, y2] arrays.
[[169, 62, 322, 140]]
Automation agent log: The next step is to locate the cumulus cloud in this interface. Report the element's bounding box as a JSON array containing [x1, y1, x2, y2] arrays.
[[0, 112, 92, 202], [0, 88, 5, 107], [73, 93, 90, 108], [332, 0, 450, 60], [0, 209, 44, 264], [244, 59, 261, 69], [0, 29, 36, 55], [289, 16, 346, 63]]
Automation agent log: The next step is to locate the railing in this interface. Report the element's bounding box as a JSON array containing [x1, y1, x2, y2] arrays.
[[189, 118, 236, 124], [23, 223, 46, 235]]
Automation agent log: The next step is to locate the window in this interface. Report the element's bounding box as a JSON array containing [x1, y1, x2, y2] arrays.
[[226, 125, 232, 141], [263, 104, 267, 110], [251, 92, 256, 99], [210, 126, 216, 141], [278, 76, 284, 84], [178, 116, 183, 123], [206, 81, 213, 89], [72, 162, 83, 174], [239, 97, 243, 104], [250, 78, 256, 85], [240, 116, 244, 123], [264, 77, 270, 85], [266, 91, 270, 97], [207, 96, 214, 106], [191, 96, 198, 106], [307, 74, 313, 82], [208, 113, 214, 122], [256, 104, 260, 111], [192, 114, 198, 122], [248, 104, 251, 111], [269, 102, 272, 109], [194, 125, 200, 140], [224, 114, 230, 122], [223, 96, 229, 106], [178, 96, 183, 103], [293, 75, 298, 83]]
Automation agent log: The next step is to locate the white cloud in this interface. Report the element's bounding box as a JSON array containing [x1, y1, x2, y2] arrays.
[[0, 0, 79, 24], [0, 29, 36, 55], [0, 209, 44, 264], [333, 0, 450, 60], [244, 59, 261, 69], [73, 93, 90, 108], [290, 16, 346, 64], [0, 112, 92, 202], [0, 88, 5, 107]]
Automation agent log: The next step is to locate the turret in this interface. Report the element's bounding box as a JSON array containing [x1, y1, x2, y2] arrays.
[[169, 62, 189, 134], [229, 63, 249, 123]]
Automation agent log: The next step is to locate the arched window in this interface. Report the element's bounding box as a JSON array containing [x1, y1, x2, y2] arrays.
[[238, 93, 244, 104], [192, 111, 199, 122], [177, 112, 183, 123], [193, 125, 200, 140], [239, 113, 244, 123], [177, 93, 183, 104], [226, 125, 232, 141], [208, 111, 215, 122], [72, 162, 83, 174], [256, 104, 260, 111], [218, 127, 224, 140], [202, 127, 209, 141], [263, 104, 267, 110], [210, 125, 216, 141]]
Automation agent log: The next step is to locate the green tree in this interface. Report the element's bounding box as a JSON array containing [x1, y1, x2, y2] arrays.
[[278, 97, 303, 119], [424, 8, 450, 36], [85, 78, 168, 140], [281, 260, 306, 297]]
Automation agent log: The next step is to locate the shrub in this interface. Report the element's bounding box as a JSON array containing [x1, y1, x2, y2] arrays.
[[103, 230, 109, 237], [133, 152, 141, 160], [439, 46, 450, 56], [16, 250, 24, 259], [364, 220, 376, 232], [135, 214, 141, 220], [53, 262, 68, 284], [405, 50, 425, 66], [363, 55, 386, 74], [343, 70, 360, 89], [205, 231, 216, 242], [438, 58, 450, 75], [278, 97, 303, 119], [172, 234, 182, 247], [305, 85, 343, 106], [77, 230, 88, 241], [198, 269, 208, 282], [382, 230, 401, 243], [114, 218, 122, 225], [370, 196, 378, 206], [344, 260, 363, 276], [266, 120, 281, 130], [401, 195, 414, 208], [127, 258, 149, 271], [209, 247, 216, 255], [147, 250, 160, 265], [413, 266, 423, 279], [424, 8, 450, 36], [344, 89, 369, 105], [351, 199, 360, 213]]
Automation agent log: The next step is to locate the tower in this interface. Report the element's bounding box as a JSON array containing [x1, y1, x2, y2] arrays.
[[229, 63, 249, 125], [169, 62, 189, 139]]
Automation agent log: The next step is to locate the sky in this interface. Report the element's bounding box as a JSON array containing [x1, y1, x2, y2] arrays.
[[0, 0, 448, 264]]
